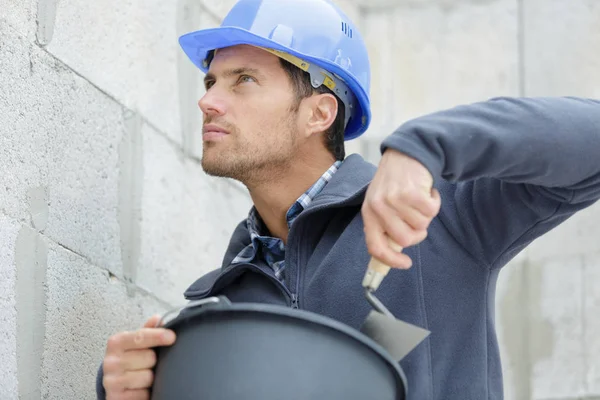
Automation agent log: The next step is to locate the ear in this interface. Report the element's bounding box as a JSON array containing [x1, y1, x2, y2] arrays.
[[301, 93, 338, 138]]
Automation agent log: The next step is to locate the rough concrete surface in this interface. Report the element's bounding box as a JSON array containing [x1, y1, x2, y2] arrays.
[[199, 0, 237, 20], [201, 0, 361, 22], [0, 0, 36, 39], [530, 258, 586, 399], [118, 110, 144, 292], [44, 0, 221, 144], [585, 253, 600, 395], [1, 22, 126, 276], [526, 203, 600, 262], [497, 260, 529, 400], [523, 0, 600, 97], [137, 123, 251, 306], [362, 0, 520, 138], [0, 214, 19, 399], [41, 237, 170, 400], [0, 22, 49, 225], [35, 0, 58, 46], [176, 3, 220, 161], [498, 250, 600, 400], [15, 224, 48, 400]]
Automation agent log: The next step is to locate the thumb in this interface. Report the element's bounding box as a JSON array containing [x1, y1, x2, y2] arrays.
[[143, 314, 162, 328]]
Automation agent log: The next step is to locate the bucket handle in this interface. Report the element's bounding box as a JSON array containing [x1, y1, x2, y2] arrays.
[[155, 296, 232, 328]]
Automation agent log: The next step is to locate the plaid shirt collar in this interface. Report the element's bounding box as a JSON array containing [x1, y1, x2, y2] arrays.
[[232, 160, 343, 279]]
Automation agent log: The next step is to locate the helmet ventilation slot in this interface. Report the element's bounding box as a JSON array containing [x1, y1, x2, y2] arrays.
[[341, 22, 353, 38]]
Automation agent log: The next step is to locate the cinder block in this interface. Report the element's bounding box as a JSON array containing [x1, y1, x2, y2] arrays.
[[495, 262, 529, 400], [0, 24, 49, 225], [0, 0, 36, 39], [0, 214, 19, 400], [1, 24, 127, 276], [137, 124, 252, 306], [44, 0, 220, 144], [584, 253, 600, 396], [41, 238, 170, 400], [344, 137, 366, 158], [201, 0, 362, 25], [523, 0, 600, 97], [526, 202, 600, 263], [200, 0, 237, 20], [529, 258, 586, 399], [362, 1, 519, 138], [177, 4, 221, 160]]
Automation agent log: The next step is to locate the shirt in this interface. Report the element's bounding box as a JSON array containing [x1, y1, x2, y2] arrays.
[[231, 160, 343, 284]]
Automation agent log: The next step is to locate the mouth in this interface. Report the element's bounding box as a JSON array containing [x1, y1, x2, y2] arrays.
[[202, 124, 230, 141]]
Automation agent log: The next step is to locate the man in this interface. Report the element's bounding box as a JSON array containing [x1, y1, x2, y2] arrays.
[[97, 0, 600, 399]]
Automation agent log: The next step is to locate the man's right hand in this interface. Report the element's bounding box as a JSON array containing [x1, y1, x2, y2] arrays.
[[102, 315, 176, 400]]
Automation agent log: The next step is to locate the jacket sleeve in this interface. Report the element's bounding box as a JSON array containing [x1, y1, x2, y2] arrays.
[[381, 96, 600, 267]]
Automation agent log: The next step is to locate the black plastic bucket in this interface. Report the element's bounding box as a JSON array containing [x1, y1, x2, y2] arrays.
[[151, 296, 407, 400]]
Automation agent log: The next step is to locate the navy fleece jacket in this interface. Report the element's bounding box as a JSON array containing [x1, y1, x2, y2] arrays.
[[96, 97, 600, 400]]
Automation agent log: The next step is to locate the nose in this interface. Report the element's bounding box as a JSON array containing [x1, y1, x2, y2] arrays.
[[198, 87, 226, 117]]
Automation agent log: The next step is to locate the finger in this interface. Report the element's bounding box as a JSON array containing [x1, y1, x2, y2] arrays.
[[118, 389, 150, 400], [383, 216, 428, 249], [105, 349, 157, 373], [123, 369, 154, 390], [380, 198, 432, 234], [143, 314, 162, 329], [393, 187, 439, 218], [122, 349, 157, 371], [104, 369, 154, 392], [363, 206, 413, 269], [107, 329, 176, 354], [395, 203, 432, 231], [380, 209, 417, 249], [367, 228, 413, 269], [106, 388, 150, 400], [371, 196, 429, 248]]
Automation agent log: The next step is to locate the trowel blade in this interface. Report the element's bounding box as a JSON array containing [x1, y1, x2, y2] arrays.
[[361, 310, 430, 361]]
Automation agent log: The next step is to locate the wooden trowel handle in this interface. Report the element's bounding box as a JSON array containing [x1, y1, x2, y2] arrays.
[[362, 239, 403, 292]]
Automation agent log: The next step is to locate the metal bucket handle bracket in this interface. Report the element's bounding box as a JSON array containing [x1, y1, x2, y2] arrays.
[[155, 296, 232, 328]]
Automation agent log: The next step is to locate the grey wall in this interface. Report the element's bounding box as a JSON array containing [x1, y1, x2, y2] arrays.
[[0, 0, 599, 399], [353, 2, 600, 400]]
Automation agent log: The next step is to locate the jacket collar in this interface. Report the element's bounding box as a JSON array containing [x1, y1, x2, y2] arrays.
[[222, 154, 376, 269], [306, 153, 376, 209]]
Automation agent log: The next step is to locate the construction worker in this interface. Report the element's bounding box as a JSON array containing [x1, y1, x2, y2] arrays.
[[96, 0, 600, 399]]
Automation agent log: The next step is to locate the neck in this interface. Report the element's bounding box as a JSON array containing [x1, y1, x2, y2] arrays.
[[246, 154, 336, 244]]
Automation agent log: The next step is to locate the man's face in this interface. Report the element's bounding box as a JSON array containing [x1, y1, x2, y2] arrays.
[[198, 45, 300, 183]]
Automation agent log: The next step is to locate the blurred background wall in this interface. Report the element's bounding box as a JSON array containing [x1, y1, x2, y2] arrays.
[[0, 0, 598, 399]]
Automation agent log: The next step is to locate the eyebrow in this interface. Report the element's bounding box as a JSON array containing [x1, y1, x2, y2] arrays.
[[204, 67, 264, 85]]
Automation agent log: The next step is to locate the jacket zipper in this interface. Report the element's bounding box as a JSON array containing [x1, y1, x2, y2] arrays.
[[290, 293, 298, 309], [287, 188, 368, 310], [188, 188, 369, 310]]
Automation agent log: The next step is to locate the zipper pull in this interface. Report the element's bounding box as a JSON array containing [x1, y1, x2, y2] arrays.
[[291, 293, 299, 309]]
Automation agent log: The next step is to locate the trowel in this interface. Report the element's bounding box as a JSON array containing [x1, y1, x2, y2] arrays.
[[360, 241, 431, 361]]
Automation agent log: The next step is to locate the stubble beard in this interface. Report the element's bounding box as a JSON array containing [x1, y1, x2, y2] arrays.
[[201, 116, 298, 187]]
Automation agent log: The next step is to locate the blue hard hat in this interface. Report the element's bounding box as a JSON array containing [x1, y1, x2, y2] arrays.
[[178, 0, 372, 140]]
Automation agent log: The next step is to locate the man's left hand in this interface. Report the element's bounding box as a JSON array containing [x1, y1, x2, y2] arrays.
[[362, 149, 441, 269]]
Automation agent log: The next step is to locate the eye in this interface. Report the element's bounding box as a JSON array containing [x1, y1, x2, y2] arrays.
[[237, 75, 257, 84], [204, 80, 215, 90]]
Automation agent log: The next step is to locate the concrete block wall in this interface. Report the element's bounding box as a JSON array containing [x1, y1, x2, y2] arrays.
[[1, 0, 252, 398], [1, 0, 599, 400], [352, 1, 600, 400]]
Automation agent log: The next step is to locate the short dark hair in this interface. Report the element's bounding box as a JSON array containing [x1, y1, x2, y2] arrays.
[[279, 59, 346, 161]]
